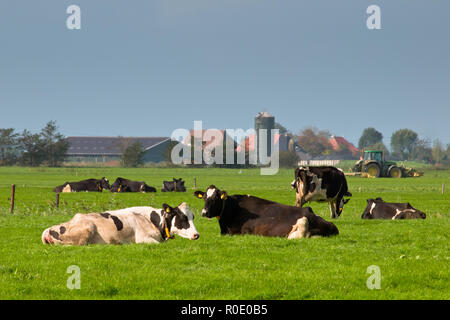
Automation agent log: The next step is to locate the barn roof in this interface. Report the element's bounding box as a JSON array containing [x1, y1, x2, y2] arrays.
[[329, 135, 359, 153], [65, 136, 170, 156]]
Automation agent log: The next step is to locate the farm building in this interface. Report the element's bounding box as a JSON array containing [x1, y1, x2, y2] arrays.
[[64, 136, 171, 164], [180, 129, 237, 164]]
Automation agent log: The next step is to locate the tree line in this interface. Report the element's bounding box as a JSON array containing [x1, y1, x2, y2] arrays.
[[290, 125, 450, 165], [1, 121, 448, 168], [0, 121, 68, 167], [357, 127, 450, 164]]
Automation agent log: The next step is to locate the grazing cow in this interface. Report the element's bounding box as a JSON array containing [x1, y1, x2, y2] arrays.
[[110, 177, 156, 193], [194, 185, 338, 238], [361, 198, 426, 220], [291, 166, 352, 219], [161, 178, 186, 192], [41, 202, 199, 245], [53, 177, 111, 193]]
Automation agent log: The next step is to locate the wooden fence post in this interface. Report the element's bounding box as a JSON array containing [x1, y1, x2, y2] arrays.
[[442, 183, 445, 195], [10, 184, 15, 214], [56, 193, 60, 209], [193, 177, 197, 189]]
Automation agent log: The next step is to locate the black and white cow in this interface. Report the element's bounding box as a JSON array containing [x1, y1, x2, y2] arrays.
[[42, 202, 199, 245], [110, 177, 156, 193], [161, 178, 186, 192], [53, 177, 111, 193], [194, 185, 339, 238], [291, 166, 352, 219], [361, 198, 426, 220]]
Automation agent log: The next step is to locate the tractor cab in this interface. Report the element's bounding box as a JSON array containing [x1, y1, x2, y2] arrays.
[[363, 150, 383, 162]]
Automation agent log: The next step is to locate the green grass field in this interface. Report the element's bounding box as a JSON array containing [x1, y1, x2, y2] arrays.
[[0, 166, 448, 299]]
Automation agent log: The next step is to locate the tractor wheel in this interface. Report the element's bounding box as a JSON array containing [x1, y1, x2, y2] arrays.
[[365, 163, 380, 178], [388, 166, 402, 178]]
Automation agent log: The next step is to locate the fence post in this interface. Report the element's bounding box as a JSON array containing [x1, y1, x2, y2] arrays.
[[193, 177, 197, 189], [10, 184, 15, 214], [442, 183, 445, 195], [56, 193, 60, 209]]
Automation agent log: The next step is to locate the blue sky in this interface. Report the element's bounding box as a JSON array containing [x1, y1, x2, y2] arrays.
[[0, 0, 449, 148]]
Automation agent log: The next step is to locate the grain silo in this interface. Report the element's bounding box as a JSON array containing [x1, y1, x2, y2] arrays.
[[255, 111, 275, 159]]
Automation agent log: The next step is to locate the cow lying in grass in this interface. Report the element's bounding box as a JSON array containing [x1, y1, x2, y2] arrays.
[[161, 178, 186, 192], [41, 203, 199, 245], [110, 177, 157, 193], [194, 185, 339, 238], [361, 198, 426, 219], [53, 177, 111, 193]]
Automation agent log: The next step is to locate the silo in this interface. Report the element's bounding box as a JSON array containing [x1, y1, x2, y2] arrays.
[[255, 111, 275, 159]]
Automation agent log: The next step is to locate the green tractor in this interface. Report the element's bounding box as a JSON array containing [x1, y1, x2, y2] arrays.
[[352, 150, 421, 178]]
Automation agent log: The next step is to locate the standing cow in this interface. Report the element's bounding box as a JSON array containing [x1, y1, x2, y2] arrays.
[[291, 166, 352, 219]]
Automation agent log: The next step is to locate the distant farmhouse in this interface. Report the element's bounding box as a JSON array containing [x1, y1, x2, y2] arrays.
[[64, 112, 359, 165], [65, 136, 171, 164]]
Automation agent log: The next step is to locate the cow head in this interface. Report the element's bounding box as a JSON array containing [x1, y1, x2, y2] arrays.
[[100, 177, 111, 190], [291, 167, 309, 194], [337, 198, 350, 217], [173, 178, 186, 192], [194, 185, 228, 218], [162, 203, 199, 240], [140, 183, 156, 193]]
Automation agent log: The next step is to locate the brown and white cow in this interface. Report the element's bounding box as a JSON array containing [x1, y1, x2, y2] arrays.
[[194, 185, 339, 238], [41, 203, 199, 245], [291, 166, 352, 219], [361, 198, 426, 220]]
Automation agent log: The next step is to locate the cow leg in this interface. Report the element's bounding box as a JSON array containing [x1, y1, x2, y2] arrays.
[[295, 195, 306, 208], [135, 228, 161, 244], [329, 202, 336, 219], [288, 217, 310, 239], [136, 235, 160, 244]]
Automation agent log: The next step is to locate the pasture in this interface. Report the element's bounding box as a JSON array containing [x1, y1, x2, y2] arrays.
[[0, 166, 448, 299]]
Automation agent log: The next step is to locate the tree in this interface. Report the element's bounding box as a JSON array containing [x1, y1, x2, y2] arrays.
[[410, 139, 432, 162], [390, 129, 418, 160], [40, 121, 68, 167], [295, 127, 332, 158], [0, 128, 19, 165], [122, 142, 144, 167], [17, 130, 46, 166], [278, 150, 299, 168], [358, 127, 383, 150], [431, 139, 445, 164], [371, 141, 390, 159]]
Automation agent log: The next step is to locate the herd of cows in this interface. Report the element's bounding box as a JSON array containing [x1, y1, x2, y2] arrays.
[[53, 177, 186, 193], [42, 166, 426, 246]]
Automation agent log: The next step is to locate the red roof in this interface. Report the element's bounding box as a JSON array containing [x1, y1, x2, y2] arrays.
[[329, 136, 359, 153], [235, 133, 282, 153], [183, 130, 226, 150]]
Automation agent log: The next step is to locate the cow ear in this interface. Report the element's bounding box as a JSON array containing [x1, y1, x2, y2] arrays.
[[220, 191, 228, 200], [343, 199, 350, 204], [194, 191, 204, 199], [162, 203, 172, 214]]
